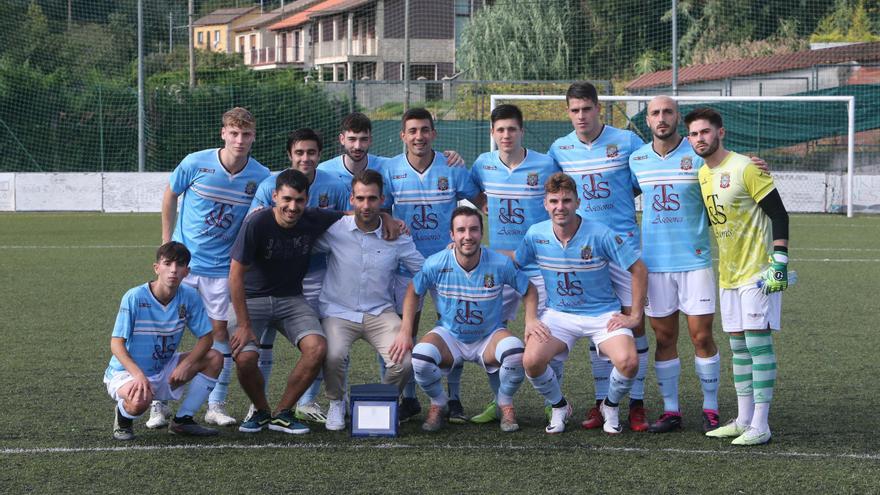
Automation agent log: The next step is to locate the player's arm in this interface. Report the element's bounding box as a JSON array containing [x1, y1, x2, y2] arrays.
[[389, 282, 421, 364], [522, 283, 550, 344], [168, 333, 213, 389], [469, 192, 487, 212], [110, 337, 151, 402], [161, 186, 180, 243], [758, 189, 790, 293], [228, 259, 255, 358], [608, 259, 648, 331], [442, 150, 465, 167]]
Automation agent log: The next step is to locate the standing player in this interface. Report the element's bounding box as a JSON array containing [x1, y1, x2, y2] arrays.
[[248, 128, 349, 424], [548, 82, 650, 431], [156, 107, 270, 428], [381, 108, 485, 423], [390, 206, 537, 432], [629, 96, 721, 432], [468, 104, 560, 423], [687, 108, 789, 446], [104, 242, 222, 440], [518, 173, 647, 434]]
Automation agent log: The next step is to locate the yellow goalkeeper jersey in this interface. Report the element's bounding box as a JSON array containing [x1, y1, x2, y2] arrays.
[[699, 151, 775, 289]]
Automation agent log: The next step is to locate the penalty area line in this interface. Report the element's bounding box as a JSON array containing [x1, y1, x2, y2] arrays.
[[1, 442, 878, 461]]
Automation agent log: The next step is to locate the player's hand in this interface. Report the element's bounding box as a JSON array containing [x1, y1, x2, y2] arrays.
[[607, 312, 639, 332], [442, 150, 465, 167], [168, 361, 193, 390], [524, 318, 551, 344], [760, 251, 788, 294], [749, 155, 770, 173], [229, 324, 256, 359], [129, 373, 151, 402], [389, 329, 413, 364]]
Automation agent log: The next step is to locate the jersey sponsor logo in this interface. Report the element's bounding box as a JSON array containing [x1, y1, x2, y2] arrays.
[[499, 198, 525, 224], [527, 172, 539, 186], [153, 335, 177, 361], [680, 156, 693, 170], [178, 304, 187, 319], [318, 193, 329, 208], [245, 181, 258, 195], [411, 205, 439, 230], [138, 302, 151, 308], [454, 300, 484, 325], [205, 202, 234, 230], [580, 246, 592, 260], [483, 165, 497, 170], [580, 172, 611, 200], [536, 239, 550, 244], [720, 172, 731, 189], [484, 274, 495, 288], [440, 268, 454, 273], [558, 145, 574, 150], [438, 176, 449, 191], [705, 194, 727, 225], [651, 184, 681, 211], [632, 154, 648, 161], [392, 173, 408, 180], [606, 144, 619, 158], [555, 272, 584, 296], [199, 167, 215, 174]]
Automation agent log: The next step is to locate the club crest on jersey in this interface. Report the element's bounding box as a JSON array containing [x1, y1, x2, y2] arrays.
[[484, 274, 495, 288], [580, 246, 592, 260], [606, 144, 619, 158], [720, 173, 731, 189], [614, 235, 624, 245], [178, 304, 186, 319], [527, 172, 539, 187], [680, 156, 693, 170], [318, 193, 329, 208], [245, 181, 257, 195], [438, 176, 449, 191]]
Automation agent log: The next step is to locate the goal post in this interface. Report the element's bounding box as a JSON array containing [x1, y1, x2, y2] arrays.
[[489, 94, 856, 217]]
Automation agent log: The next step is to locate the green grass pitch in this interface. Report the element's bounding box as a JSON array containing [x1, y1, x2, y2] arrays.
[[0, 212, 879, 493]]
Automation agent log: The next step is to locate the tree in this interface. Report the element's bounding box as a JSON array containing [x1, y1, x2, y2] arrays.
[[811, 0, 880, 42]]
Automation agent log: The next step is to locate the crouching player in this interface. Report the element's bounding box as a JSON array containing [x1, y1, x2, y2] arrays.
[[104, 242, 222, 440], [518, 173, 648, 434], [390, 206, 539, 432]]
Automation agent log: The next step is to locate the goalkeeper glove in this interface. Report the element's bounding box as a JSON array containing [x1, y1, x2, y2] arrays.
[[760, 250, 788, 294]]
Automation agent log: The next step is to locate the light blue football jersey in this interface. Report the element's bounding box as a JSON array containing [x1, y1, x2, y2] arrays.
[[318, 154, 388, 196], [629, 138, 712, 272], [470, 149, 561, 275], [248, 168, 349, 272], [414, 248, 529, 343], [515, 216, 638, 317], [105, 283, 211, 378], [381, 151, 480, 258], [170, 149, 270, 277], [548, 126, 644, 251]]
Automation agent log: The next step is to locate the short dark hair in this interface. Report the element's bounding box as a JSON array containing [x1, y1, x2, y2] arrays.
[[450, 205, 483, 233], [286, 128, 323, 154], [276, 168, 310, 195], [490, 104, 523, 127], [341, 112, 372, 134], [351, 169, 384, 195], [544, 172, 578, 197], [683, 107, 723, 129], [401, 107, 434, 130], [566, 81, 599, 106], [155, 241, 191, 265]]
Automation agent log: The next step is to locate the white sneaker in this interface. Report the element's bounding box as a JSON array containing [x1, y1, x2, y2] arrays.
[[545, 401, 572, 434], [326, 400, 346, 431], [145, 401, 171, 429], [205, 402, 237, 426], [600, 400, 622, 434], [295, 401, 327, 424]]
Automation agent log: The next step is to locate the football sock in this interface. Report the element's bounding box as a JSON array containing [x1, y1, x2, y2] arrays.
[[730, 334, 754, 426], [654, 358, 681, 413], [447, 362, 463, 402], [487, 370, 500, 401], [527, 365, 563, 406], [117, 399, 141, 420], [209, 340, 232, 405], [403, 336, 418, 400], [412, 342, 447, 406], [694, 352, 721, 412], [590, 345, 612, 400], [751, 402, 771, 434], [746, 331, 776, 432], [177, 373, 217, 418], [297, 370, 322, 407], [607, 367, 636, 405], [495, 336, 525, 406], [258, 344, 274, 395], [544, 360, 566, 406], [630, 334, 649, 400]]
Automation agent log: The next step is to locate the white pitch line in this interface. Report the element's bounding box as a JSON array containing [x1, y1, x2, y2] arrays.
[[1, 442, 878, 461]]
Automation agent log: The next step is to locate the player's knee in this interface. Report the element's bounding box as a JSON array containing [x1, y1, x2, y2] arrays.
[[203, 349, 223, 376], [324, 343, 349, 368], [126, 397, 151, 415], [412, 342, 442, 377], [299, 335, 327, 363], [691, 331, 716, 355], [495, 336, 525, 367], [522, 350, 547, 377], [617, 352, 639, 377], [235, 350, 260, 371]]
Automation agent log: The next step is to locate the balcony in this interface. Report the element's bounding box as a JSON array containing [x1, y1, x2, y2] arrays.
[[316, 37, 377, 61]]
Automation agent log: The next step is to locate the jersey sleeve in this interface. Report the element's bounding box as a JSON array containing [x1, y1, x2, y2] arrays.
[[455, 166, 481, 200], [629, 131, 646, 150], [185, 294, 212, 338], [743, 163, 776, 203], [603, 230, 638, 271], [332, 183, 351, 211], [412, 257, 437, 296], [514, 231, 536, 269], [111, 290, 137, 340], [230, 214, 258, 266], [501, 256, 530, 296], [381, 166, 395, 209], [470, 156, 485, 192], [168, 156, 197, 195], [249, 175, 276, 213]]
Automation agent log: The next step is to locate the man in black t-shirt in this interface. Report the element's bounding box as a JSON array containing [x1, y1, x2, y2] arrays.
[[228, 169, 343, 435]]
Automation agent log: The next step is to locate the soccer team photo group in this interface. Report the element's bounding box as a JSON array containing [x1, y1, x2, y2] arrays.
[[106, 82, 792, 450]]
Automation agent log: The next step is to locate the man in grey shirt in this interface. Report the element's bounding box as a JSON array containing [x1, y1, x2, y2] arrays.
[[314, 169, 425, 431]]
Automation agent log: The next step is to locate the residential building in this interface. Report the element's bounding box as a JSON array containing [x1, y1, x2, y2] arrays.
[[234, 1, 324, 68], [194, 6, 261, 54]]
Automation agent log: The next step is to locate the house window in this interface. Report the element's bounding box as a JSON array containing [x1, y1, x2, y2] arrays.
[[197, 31, 204, 45], [214, 30, 221, 48]]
